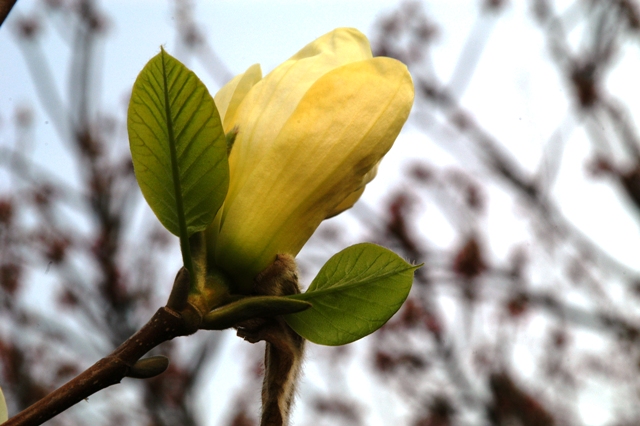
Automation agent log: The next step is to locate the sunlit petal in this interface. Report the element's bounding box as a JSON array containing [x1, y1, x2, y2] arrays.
[[326, 162, 379, 218], [225, 28, 373, 209], [215, 57, 414, 288], [0, 386, 7, 423], [214, 63, 262, 131]]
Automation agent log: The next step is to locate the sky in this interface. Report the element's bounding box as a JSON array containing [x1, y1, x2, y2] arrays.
[[2, 0, 640, 424]]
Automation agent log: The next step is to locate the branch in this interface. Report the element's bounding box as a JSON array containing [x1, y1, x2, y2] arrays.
[[5, 305, 201, 426], [4, 286, 311, 425], [0, 0, 17, 28]]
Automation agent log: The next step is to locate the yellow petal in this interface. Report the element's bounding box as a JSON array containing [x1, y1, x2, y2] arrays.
[[215, 57, 414, 290], [225, 28, 373, 209], [326, 186, 366, 219], [206, 64, 262, 257], [289, 27, 372, 62], [213, 64, 262, 132], [214, 74, 241, 120], [0, 386, 7, 423], [325, 161, 379, 218], [214, 63, 262, 132]]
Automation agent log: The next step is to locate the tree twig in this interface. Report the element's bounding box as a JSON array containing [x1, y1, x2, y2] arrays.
[[4, 290, 312, 425], [0, 0, 17, 28], [4, 305, 202, 426]]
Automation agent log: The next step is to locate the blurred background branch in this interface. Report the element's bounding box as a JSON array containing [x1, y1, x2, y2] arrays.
[[3, 0, 640, 425], [0, 0, 18, 27]]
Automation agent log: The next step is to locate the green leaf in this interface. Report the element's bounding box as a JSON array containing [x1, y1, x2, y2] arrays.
[[286, 243, 419, 346], [128, 48, 229, 238]]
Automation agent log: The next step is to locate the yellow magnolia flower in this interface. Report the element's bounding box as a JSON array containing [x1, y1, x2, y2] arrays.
[[207, 28, 414, 292], [0, 386, 7, 423]]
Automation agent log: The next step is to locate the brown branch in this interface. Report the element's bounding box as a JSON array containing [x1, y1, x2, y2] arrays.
[[5, 304, 202, 426], [0, 0, 17, 28], [3, 286, 311, 425]]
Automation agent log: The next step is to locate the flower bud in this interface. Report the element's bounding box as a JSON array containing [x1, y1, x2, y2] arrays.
[[207, 28, 414, 292]]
